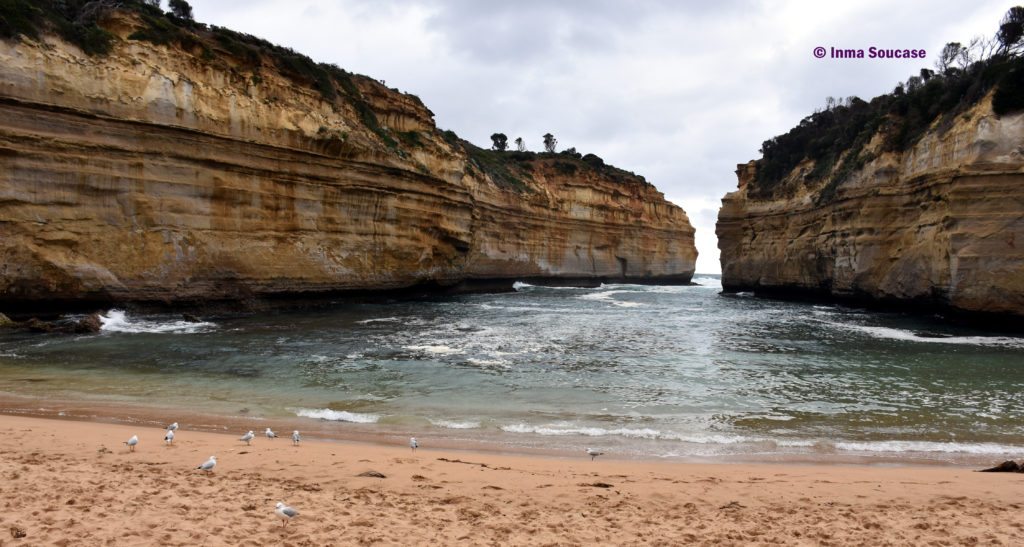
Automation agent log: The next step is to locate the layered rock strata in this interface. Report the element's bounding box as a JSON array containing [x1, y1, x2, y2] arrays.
[[0, 14, 695, 311], [717, 97, 1024, 318]]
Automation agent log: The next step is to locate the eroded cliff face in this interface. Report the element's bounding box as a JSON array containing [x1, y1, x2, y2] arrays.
[[717, 96, 1024, 317], [0, 14, 695, 309]]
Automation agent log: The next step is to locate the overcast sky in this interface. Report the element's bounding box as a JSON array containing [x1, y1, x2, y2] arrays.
[[188, 0, 1011, 273]]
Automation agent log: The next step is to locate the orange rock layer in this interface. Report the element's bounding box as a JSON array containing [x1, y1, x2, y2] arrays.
[[0, 19, 695, 309], [717, 96, 1024, 318]]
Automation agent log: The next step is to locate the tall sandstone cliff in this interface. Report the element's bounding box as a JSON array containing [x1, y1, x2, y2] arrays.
[[717, 96, 1024, 318], [0, 12, 695, 310]]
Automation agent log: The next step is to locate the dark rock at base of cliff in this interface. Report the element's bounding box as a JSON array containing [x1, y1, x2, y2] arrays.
[[182, 313, 202, 323], [979, 460, 1021, 472], [0, 313, 16, 328], [20, 312, 103, 334], [75, 313, 103, 333]]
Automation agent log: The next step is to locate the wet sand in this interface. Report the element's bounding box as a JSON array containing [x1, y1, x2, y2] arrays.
[[1, 414, 1022, 545]]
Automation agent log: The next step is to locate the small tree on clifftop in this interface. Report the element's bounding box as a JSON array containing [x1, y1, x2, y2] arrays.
[[490, 133, 508, 151], [935, 42, 967, 73], [514, 137, 525, 152], [169, 0, 193, 20], [998, 6, 1024, 55], [542, 133, 557, 153]]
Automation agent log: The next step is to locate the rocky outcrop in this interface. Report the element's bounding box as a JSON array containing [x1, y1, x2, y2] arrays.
[[0, 12, 695, 311], [717, 95, 1024, 318]]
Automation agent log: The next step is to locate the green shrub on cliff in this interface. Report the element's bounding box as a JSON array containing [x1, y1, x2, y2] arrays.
[[0, 0, 115, 55], [0, 1, 403, 149], [752, 7, 1024, 202], [993, 60, 1024, 114]]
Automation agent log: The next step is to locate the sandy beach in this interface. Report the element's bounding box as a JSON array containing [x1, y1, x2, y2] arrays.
[[0, 415, 1021, 545]]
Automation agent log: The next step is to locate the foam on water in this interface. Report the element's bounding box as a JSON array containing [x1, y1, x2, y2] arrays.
[[833, 440, 1022, 455], [465, 357, 509, 368], [404, 344, 463, 355], [577, 290, 627, 301], [98, 310, 216, 334], [690, 276, 723, 289], [842, 324, 1024, 348], [429, 419, 482, 429], [513, 281, 591, 291], [499, 423, 758, 444], [501, 423, 664, 438], [294, 408, 380, 423]]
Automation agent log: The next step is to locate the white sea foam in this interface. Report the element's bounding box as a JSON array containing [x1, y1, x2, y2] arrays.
[[465, 357, 509, 367], [99, 310, 215, 334], [513, 281, 590, 291], [577, 290, 623, 301], [405, 344, 463, 355], [833, 440, 1021, 454], [577, 290, 645, 307], [501, 423, 662, 438], [690, 276, 723, 289], [498, 423, 1019, 455], [499, 423, 751, 443], [429, 419, 482, 429], [843, 324, 1024, 348], [294, 408, 380, 423], [356, 317, 402, 324]]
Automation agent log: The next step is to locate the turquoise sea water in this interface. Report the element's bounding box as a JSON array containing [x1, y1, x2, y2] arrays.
[[1, 275, 1023, 462]]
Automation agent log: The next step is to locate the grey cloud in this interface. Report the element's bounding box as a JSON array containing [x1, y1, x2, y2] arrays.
[[187, 0, 1013, 272]]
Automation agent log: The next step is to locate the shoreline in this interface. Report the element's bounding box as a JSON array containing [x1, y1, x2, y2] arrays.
[[0, 274, 698, 320], [719, 284, 1024, 333], [0, 393, 1016, 469], [1, 413, 1022, 545]]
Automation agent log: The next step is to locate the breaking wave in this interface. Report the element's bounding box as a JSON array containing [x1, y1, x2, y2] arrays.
[[99, 310, 215, 334], [294, 408, 380, 423]]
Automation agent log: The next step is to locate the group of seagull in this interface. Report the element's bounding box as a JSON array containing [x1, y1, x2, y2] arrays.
[[123, 421, 301, 526], [237, 428, 302, 446], [122, 422, 604, 527]]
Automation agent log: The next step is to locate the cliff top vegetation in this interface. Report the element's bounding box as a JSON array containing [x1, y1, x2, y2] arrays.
[[750, 6, 1024, 202], [0, 0, 656, 193]]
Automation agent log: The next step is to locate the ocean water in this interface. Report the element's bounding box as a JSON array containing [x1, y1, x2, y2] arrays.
[[1, 275, 1023, 463]]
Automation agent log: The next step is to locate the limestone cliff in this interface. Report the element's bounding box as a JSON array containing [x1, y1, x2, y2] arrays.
[[0, 8, 695, 311], [717, 94, 1024, 318]]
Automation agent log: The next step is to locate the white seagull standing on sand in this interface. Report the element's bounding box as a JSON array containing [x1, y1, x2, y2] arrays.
[[265, 427, 277, 440], [240, 430, 255, 445], [586, 447, 604, 461], [292, 430, 301, 446], [164, 429, 175, 445], [166, 422, 178, 432], [124, 435, 139, 452], [410, 437, 418, 452], [275, 501, 299, 526], [197, 455, 216, 473]]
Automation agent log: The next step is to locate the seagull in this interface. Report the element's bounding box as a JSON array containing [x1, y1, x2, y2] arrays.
[[197, 455, 216, 473], [265, 427, 277, 440], [292, 430, 301, 446], [240, 430, 254, 445], [586, 447, 604, 461], [275, 501, 299, 526], [164, 429, 174, 445], [409, 437, 418, 452], [124, 435, 138, 452], [166, 422, 178, 432]]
